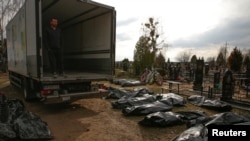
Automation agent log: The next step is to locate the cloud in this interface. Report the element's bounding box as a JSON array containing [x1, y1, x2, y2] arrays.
[[167, 15, 250, 61], [117, 17, 138, 27], [116, 33, 132, 41], [94, 0, 250, 61], [172, 17, 250, 49]]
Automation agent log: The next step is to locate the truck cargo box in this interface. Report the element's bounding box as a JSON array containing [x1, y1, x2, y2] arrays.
[[6, 0, 116, 103]]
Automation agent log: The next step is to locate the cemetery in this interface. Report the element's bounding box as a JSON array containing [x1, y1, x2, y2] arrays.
[[1, 59, 250, 140], [1, 0, 250, 140], [115, 57, 250, 109], [161, 58, 250, 108], [102, 59, 250, 140]]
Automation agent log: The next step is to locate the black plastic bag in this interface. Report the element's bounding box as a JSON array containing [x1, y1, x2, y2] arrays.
[[139, 111, 184, 127], [0, 123, 16, 140], [13, 111, 53, 140], [139, 110, 209, 128], [205, 112, 250, 126], [111, 94, 157, 109], [122, 101, 173, 116], [171, 124, 208, 141], [188, 95, 232, 111], [158, 93, 186, 106]]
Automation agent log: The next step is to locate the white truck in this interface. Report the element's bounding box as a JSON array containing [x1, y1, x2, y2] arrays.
[[6, 0, 116, 104]]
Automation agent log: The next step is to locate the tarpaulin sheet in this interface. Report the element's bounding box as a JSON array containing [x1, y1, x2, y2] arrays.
[[187, 95, 232, 111]]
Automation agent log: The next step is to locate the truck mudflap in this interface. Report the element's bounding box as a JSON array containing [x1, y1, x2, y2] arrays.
[[41, 90, 108, 104]]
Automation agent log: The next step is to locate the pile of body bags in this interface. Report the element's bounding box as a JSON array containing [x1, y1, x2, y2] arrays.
[[0, 99, 52, 141], [106, 87, 250, 141]]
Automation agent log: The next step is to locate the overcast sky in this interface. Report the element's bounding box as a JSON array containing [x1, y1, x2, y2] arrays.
[[94, 0, 250, 62]]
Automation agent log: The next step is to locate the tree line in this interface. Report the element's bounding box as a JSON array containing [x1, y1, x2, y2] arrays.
[[121, 17, 250, 76]]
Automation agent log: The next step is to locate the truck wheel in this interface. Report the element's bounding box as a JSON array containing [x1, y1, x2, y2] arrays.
[[23, 78, 32, 101], [23, 86, 29, 101]]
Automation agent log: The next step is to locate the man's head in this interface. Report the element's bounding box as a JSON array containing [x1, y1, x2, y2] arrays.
[[50, 18, 58, 28]]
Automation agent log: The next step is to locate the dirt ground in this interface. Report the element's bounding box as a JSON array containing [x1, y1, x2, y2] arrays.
[[1, 72, 250, 141]]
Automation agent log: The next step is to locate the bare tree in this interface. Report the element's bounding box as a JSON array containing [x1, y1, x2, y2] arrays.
[[206, 57, 216, 69], [242, 48, 250, 56], [0, 0, 24, 48], [206, 57, 215, 62], [218, 42, 228, 67], [175, 49, 192, 62]]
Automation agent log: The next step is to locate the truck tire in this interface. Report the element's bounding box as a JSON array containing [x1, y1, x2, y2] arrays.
[[22, 78, 32, 101]]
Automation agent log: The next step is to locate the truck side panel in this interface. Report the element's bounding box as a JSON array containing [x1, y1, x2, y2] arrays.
[[6, 6, 27, 76], [6, 0, 39, 78], [26, 0, 39, 77]]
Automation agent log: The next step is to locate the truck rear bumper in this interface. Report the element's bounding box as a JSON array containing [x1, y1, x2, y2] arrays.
[[41, 89, 108, 104]]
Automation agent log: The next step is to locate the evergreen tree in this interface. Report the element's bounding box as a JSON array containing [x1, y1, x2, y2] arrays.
[[243, 55, 250, 67], [216, 52, 225, 67], [133, 17, 164, 75], [227, 46, 243, 72], [155, 52, 166, 69], [133, 36, 153, 75], [122, 58, 129, 71]]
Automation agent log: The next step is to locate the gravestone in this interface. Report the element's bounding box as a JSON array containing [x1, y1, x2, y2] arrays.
[[189, 68, 194, 81], [193, 59, 204, 91], [214, 72, 220, 88], [174, 63, 181, 80], [221, 70, 234, 101], [173, 66, 178, 80], [213, 72, 221, 94], [205, 64, 209, 76], [245, 63, 250, 85], [168, 64, 174, 80]]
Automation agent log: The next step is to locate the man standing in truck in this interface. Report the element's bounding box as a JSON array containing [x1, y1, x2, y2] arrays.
[[44, 18, 64, 78]]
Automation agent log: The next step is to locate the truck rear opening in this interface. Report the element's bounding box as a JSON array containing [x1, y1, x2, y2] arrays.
[[42, 0, 116, 79]]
